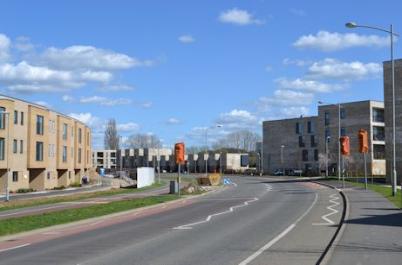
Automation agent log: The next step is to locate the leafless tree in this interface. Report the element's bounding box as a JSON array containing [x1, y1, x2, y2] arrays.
[[213, 130, 261, 151], [104, 119, 119, 149], [126, 133, 161, 148]]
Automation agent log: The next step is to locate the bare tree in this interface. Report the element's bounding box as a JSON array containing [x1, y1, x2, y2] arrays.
[[213, 130, 261, 151], [104, 119, 119, 150], [126, 133, 161, 148]]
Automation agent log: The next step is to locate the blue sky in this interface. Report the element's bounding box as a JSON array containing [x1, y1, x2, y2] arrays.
[[0, 0, 400, 149]]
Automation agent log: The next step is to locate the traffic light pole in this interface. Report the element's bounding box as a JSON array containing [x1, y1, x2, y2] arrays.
[[178, 164, 181, 197], [364, 152, 367, 190]]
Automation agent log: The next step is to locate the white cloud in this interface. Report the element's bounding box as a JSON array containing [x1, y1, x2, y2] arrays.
[[117, 122, 139, 132], [293, 31, 390, 51], [0, 34, 10, 61], [178, 35, 195, 43], [79, 96, 132, 106], [69, 112, 100, 127], [282, 58, 312, 67], [307, 58, 382, 80], [62, 94, 75, 102], [14, 36, 34, 52], [80, 70, 112, 83], [141, 101, 153, 108], [276, 78, 344, 93], [166, 118, 181, 125], [216, 109, 258, 130], [41, 45, 152, 70], [99, 84, 134, 92], [219, 8, 263, 26], [265, 65, 272, 72]]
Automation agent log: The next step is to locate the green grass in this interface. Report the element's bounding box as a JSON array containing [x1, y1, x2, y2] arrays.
[[0, 182, 166, 212], [0, 195, 178, 236], [348, 181, 402, 208]]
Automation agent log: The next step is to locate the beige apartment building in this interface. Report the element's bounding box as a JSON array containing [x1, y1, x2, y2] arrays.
[[0, 95, 92, 192]]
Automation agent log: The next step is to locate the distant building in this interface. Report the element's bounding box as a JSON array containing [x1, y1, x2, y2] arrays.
[[384, 59, 402, 183], [263, 116, 319, 174], [0, 95, 92, 192], [92, 150, 117, 171]]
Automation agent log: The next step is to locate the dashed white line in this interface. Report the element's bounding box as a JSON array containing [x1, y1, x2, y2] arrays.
[[173, 197, 259, 230], [0, 243, 31, 253], [312, 193, 340, 226]]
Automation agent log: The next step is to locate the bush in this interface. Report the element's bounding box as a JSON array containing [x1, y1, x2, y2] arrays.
[[69, 182, 82, 188], [16, 188, 34, 193], [53, 186, 65, 190]]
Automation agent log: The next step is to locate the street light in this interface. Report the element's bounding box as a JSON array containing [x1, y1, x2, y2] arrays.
[[204, 124, 223, 176], [346, 21, 399, 196], [1, 111, 10, 202], [318, 101, 342, 183], [325, 136, 331, 178]]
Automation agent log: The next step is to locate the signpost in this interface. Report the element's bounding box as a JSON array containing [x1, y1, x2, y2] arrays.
[[175, 143, 185, 196]]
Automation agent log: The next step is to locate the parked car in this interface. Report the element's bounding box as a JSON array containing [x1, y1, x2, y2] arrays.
[[273, 169, 284, 176]]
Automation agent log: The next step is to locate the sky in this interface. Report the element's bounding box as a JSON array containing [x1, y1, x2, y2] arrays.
[[0, 0, 400, 149]]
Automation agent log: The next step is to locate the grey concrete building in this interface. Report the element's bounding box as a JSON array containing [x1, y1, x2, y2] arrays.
[[317, 101, 386, 177], [384, 59, 402, 184], [262, 116, 319, 175]]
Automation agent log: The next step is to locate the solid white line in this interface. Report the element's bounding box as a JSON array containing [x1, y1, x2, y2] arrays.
[[0, 243, 31, 253], [0, 205, 66, 217], [237, 193, 318, 265]]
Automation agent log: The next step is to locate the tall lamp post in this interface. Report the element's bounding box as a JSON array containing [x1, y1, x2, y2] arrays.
[[318, 101, 342, 182], [280, 145, 285, 175], [204, 124, 223, 176], [346, 22, 399, 196], [325, 136, 331, 178]]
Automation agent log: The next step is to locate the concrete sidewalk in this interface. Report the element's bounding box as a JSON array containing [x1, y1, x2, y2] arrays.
[[318, 180, 402, 265]]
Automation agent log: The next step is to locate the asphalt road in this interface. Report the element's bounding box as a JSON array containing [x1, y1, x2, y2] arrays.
[[0, 176, 343, 265]]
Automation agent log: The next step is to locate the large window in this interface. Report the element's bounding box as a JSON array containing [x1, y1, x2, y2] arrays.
[[302, 150, 309, 161], [314, 149, 319, 161], [0, 138, 4, 160], [373, 126, 385, 141], [0, 107, 6, 129], [36, 141, 43, 161], [63, 146, 67, 162], [13, 139, 17, 153], [373, 144, 385, 159], [372, 108, 384, 123], [78, 128, 82, 144], [307, 120, 314, 134], [299, 136, 305, 147], [20, 140, 23, 154], [324, 112, 330, 126], [20, 112, 24, 125], [12, 171, 18, 182], [36, 115, 44, 135], [340, 108, 346, 119], [63, 123, 68, 140], [311, 135, 317, 147], [14, 110, 18, 124], [78, 148, 82, 163]]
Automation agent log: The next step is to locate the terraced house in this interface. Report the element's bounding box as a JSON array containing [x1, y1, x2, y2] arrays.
[[0, 95, 92, 192]]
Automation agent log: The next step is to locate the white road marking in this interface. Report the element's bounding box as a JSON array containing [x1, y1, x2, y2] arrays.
[[265, 184, 273, 191], [238, 193, 318, 265], [173, 197, 259, 230], [312, 193, 340, 226], [0, 243, 31, 253], [41, 231, 61, 235]]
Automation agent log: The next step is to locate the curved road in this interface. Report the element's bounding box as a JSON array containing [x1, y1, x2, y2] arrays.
[[0, 176, 343, 265]]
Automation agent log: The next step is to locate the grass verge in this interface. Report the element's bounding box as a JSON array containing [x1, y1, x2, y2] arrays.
[[348, 181, 402, 208], [0, 195, 178, 237], [0, 182, 166, 212]]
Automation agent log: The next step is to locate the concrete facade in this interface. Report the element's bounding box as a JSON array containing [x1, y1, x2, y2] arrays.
[[384, 59, 402, 184], [0, 95, 92, 192], [318, 100, 385, 177], [263, 116, 319, 174], [92, 150, 117, 170]]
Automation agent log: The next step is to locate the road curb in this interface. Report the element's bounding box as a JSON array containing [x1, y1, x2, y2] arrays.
[[0, 185, 227, 243], [313, 181, 349, 265]]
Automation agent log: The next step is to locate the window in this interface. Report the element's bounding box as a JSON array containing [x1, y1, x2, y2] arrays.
[[307, 121, 314, 134], [324, 112, 330, 126], [0, 138, 4, 160], [78, 148, 82, 163], [298, 136, 305, 147], [296, 122, 300, 134], [325, 128, 331, 142], [340, 109, 346, 119], [47, 172, 51, 180], [12, 171, 18, 182], [36, 115, 44, 135], [20, 140, 23, 153], [63, 123, 68, 140], [0, 107, 5, 129], [20, 112, 24, 125], [36, 141, 43, 161], [341, 127, 346, 137], [373, 144, 385, 159], [373, 126, 385, 141], [14, 110, 18, 124], [372, 108, 384, 123], [78, 128, 82, 144], [68, 171, 71, 179], [311, 135, 317, 147], [314, 149, 319, 161], [302, 150, 309, 161], [63, 146, 67, 162], [13, 139, 17, 153]]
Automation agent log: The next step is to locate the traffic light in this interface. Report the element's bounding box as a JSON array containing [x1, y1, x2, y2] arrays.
[[175, 142, 185, 164], [358, 129, 369, 153], [339, 136, 350, 156]]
